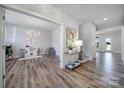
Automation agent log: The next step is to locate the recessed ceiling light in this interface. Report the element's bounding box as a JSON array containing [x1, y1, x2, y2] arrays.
[[104, 18, 108, 21]]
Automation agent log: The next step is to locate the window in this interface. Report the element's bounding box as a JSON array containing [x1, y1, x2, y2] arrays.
[[105, 38, 111, 51]]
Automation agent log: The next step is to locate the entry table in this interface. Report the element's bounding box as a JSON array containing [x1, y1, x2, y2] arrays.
[[65, 52, 81, 70]]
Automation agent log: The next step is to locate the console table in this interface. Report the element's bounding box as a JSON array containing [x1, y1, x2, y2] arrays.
[[65, 52, 81, 70]]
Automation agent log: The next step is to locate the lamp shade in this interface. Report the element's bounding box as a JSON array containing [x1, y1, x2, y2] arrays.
[[75, 40, 83, 46]]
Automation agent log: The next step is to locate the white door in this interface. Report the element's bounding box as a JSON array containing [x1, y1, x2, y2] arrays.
[[0, 6, 5, 88]]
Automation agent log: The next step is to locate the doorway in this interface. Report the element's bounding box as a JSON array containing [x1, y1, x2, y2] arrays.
[[0, 5, 64, 88], [96, 30, 121, 53]]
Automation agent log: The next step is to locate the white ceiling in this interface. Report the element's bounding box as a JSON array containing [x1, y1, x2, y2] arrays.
[[5, 9, 59, 31], [53, 4, 124, 30]]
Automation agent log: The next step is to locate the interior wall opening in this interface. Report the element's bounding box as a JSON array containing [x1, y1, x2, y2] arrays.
[[4, 9, 61, 87]]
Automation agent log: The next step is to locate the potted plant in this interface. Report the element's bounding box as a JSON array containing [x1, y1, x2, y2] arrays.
[[68, 44, 73, 54]]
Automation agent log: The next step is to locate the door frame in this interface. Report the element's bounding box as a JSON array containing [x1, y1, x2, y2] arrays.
[[0, 4, 65, 87], [96, 26, 124, 64], [0, 5, 5, 88], [121, 27, 124, 64]]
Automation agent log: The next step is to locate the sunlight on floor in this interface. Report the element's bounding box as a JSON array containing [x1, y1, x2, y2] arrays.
[[104, 52, 114, 72]]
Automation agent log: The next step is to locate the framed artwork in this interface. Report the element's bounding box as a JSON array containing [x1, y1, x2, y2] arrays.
[[66, 27, 78, 48]]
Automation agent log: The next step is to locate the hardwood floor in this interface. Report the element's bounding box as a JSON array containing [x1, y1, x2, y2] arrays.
[[5, 52, 124, 88]]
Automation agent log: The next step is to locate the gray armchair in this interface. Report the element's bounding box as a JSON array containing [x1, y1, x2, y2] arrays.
[[46, 47, 56, 56]]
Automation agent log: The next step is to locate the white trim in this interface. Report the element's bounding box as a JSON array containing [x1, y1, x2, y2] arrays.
[[1, 5, 65, 69], [121, 27, 124, 62], [18, 56, 43, 61], [96, 26, 122, 35], [59, 25, 65, 69], [0, 6, 5, 88], [0, 5, 3, 88], [96, 50, 121, 54], [2, 4, 62, 25], [78, 57, 91, 63]]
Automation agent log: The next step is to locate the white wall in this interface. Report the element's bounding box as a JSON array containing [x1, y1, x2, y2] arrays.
[[52, 26, 79, 64], [121, 27, 124, 63], [5, 23, 53, 58], [96, 30, 121, 53], [52, 27, 60, 56], [79, 22, 96, 59]]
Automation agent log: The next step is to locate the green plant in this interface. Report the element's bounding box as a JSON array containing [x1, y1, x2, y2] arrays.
[[6, 46, 13, 56], [69, 46, 73, 50], [69, 43, 73, 50]]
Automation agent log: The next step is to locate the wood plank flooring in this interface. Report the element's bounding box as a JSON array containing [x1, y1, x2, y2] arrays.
[[5, 52, 124, 88]]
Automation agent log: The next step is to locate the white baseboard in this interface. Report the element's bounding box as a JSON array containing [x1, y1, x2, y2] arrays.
[[96, 50, 121, 54], [18, 55, 43, 61], [78, 57, 91, 63], [122, 59, 124, 65]]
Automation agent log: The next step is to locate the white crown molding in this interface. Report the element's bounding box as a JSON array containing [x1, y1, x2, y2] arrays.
[[96, 26, 122, 35]]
